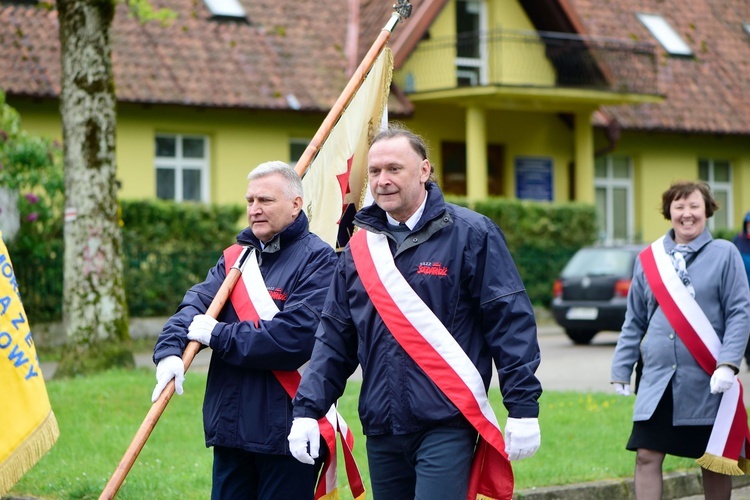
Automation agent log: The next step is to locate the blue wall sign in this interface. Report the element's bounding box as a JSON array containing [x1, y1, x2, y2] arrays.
[[515, 156, 553, 201]]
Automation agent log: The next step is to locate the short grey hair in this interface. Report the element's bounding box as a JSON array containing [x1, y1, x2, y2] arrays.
[[247, 161, 303, 199]]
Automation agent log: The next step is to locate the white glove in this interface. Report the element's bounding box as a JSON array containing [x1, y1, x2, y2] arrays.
[[287, 417, 320, 465], [613, 382, 631, 396], [187, 314, 218, 346], [710, 365, 735, 394], [151, 355, 185, 403], [504, 417, 540, 461]]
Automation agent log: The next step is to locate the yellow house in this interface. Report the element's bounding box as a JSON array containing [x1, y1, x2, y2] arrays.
[[1, 0, 748, 243]]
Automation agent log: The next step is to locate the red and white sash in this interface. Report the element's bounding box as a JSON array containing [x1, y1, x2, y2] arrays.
[[640, 236, 750, 475], [224, 245, 365, 499], [349, 230, 514, 500]]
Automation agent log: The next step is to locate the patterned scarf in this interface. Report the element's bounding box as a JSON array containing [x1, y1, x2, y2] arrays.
[[669, 244, 695, 298]]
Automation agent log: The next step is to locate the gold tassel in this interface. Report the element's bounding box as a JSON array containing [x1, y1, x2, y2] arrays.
[[353, 492, 366, 500], [475, 495, 500, 500], [696, 453, 745, 476], [0, 411, 60, 496], [738, 457, 750, 475]]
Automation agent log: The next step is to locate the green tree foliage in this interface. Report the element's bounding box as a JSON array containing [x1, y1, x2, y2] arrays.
[[0, 91, 64, 258]]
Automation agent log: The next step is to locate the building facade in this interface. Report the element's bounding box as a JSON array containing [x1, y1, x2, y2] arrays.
[[1, 0, 748, 243]]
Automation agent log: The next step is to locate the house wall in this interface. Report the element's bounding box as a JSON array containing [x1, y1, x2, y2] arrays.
[[394, 0, 556, 92], [485, 0, 556, 86], [401, 103, 574, 200], [8, 99, 60, 141], [596, 129, 750, 241], [8, 97, 324, 206], [9, 92, 750, 247]]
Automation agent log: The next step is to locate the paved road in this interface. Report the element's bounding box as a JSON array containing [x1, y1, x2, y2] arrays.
[[37, 324, 636, 388], [535, 326, 621, 392], [533, 325, 750, 393], [43, 323, 750, 393]]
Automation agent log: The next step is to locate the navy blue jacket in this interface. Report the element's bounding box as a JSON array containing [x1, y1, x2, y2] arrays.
[[153, 212, 337, 455], [733, 211, 750, 285], [293, 183, 542, 436]]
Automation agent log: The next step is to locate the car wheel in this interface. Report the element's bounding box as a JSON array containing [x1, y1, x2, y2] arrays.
[[565, 329, 597, 345]]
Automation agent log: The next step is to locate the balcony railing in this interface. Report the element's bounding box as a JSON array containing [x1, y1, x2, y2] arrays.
[[396, 29, 659, 96]]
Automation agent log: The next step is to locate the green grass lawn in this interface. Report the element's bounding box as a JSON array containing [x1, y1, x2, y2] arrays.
[[8, 368, 699, 499]]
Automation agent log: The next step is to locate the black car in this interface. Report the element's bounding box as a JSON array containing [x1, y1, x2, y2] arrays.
[[551, 244, 646, 344]]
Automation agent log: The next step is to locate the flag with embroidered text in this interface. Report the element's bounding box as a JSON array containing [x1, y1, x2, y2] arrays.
[[302, 47, 393, 250], [0, 232, 59, 495]]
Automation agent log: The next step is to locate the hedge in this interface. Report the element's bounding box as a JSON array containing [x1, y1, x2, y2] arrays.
[[13, 197, 597, 324]]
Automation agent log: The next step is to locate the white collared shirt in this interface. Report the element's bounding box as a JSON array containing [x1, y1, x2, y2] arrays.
[[385, 191, 428, 230]]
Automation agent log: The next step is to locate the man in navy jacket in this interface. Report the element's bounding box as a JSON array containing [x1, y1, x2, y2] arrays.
[[152, 161, 337, 499], [288, 125, 542, 499]]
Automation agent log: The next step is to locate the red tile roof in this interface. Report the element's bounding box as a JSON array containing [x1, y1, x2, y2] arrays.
[[568, 0, 750, 135], [0, 4, 60, 98], [2, 0, 748, 134], [0, 0, 361, 111]]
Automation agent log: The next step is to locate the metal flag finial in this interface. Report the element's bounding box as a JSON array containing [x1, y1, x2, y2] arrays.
[[393, 0, 412, 20]]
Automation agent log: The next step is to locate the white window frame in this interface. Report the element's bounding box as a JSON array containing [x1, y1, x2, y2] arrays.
[[699, 158, 733, 231], [594, 155, 635, 244], [455, 0, 488, 86], [155, 134, 210, 203], [637, 13, 693, 56], [203, 0, 246, 19]]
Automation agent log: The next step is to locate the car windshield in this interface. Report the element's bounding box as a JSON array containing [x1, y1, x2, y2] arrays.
[[561, 248, 635, 278]]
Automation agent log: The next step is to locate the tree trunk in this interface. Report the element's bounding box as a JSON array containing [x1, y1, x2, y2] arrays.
[[56, 0, 134, 377]]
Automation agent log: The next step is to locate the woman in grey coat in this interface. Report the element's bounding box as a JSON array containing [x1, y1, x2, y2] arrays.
[[611, 181, 750, 500]]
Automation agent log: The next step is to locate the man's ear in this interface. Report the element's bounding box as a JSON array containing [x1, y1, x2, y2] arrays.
[[292, 195, 303, 215], [420, 159, 431, 183]]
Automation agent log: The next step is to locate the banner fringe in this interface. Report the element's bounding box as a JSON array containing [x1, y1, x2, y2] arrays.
[[738, 457, 750, 475], [0, 411, 59, 496], [696, 453, 746, 476]]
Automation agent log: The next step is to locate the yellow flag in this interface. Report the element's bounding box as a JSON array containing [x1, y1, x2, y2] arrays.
[[302, 47, 393, 250], [0, 232, 59, 495]]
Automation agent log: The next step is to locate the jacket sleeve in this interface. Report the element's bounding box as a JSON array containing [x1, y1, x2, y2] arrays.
[[208, 245, 338, 371], [474, 220, 542, 418], [611, 258, 649, 383], [716, 245, 750, 369], [152, 255, 227, 364], [292, 255, 360, 420]]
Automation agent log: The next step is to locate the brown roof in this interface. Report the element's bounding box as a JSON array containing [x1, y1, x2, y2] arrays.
[[0, 0, 372, 111], [0, 3, 60, 99], [568, 0, 750, 135], [2, 0, 749, 134]]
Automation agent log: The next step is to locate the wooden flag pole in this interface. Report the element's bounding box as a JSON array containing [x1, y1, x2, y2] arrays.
[[294, 0, 412, 178], [100, 2, 412, 497], [98, 248, 252, 500]]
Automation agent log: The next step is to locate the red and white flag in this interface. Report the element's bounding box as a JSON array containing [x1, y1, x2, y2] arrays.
[[301, 48, 392, 250]]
